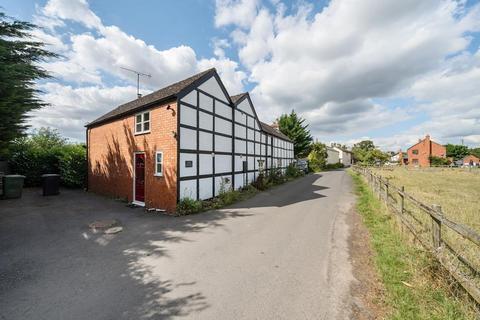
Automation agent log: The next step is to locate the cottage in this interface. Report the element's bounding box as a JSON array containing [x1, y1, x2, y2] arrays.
[[331, 146, 353, 166], [326, 147, 340, 165], [86, 68, 294, 212], [406, 135, 446, 167], [462, 155, 480, 167]]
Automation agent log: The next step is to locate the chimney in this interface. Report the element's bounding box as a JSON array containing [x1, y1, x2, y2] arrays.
[[271, 121, 279, 131], [425, 134, 430, 141]]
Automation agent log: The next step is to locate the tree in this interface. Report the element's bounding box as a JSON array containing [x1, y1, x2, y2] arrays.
[[352, 140, 389, 165], [0, 11, 58, 158], [445, 144, 469, 161], [277, 111, 313, 158], [470, 147, 480, 159], [307, 142, 328, 172], [429, 156, 451, 166]]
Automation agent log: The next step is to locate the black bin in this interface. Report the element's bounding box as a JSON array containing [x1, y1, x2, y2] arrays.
[[41, 174, 60, 196]]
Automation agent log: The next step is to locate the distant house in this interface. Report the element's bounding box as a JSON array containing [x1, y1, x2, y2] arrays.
[[326, 147, 340, 165], [332, 146, 353, 166], [390, 150, 407, 165], [406, 135, 446, 167], [462, 155, 480, 167]]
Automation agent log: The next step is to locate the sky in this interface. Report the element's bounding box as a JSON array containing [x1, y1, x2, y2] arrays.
[[2, 0, 480, 151]]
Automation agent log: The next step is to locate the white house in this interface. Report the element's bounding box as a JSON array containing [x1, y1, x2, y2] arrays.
[[326, 147, 340, 165], [332, 146, 353, 166]]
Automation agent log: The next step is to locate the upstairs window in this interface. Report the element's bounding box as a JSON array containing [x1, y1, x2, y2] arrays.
[[135, 111, 150, 134], [412, 149, 418, 155], [155, 151, 163, 176]]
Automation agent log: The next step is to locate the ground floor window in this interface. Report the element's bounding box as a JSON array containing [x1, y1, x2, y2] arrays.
[[155, 151, 163, 176]]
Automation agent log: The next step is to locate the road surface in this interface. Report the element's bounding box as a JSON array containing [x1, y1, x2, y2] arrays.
[[0, 170, 357, 319]]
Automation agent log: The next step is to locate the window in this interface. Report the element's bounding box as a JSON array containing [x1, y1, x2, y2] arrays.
[[412, 149, 418, 155], [412, 159, 419, 166], [155, 151, 163, 176], [135, 111, 150, 134]]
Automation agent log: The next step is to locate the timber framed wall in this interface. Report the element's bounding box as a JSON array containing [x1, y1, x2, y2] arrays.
[[177, 73, 294, 201]]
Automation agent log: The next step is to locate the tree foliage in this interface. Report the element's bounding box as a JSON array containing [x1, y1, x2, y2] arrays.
[[277, 111, 313, 158], [429, 156, 451, 166], [9, 128, 86, 187], [307, 142, 328, 172], [445, 144, 469, 161], [470, 148, 480, 159], [352, 140, 389, 165], [0, 11, 58, 158]]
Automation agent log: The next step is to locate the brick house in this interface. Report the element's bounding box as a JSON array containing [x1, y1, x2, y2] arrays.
[[406, 135, 446, 167], [86, 68, 294, 212], [462, 155, 480, 166]]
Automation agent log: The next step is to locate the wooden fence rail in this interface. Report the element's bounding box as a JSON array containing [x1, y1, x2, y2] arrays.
[[352, 166, 480, 304]]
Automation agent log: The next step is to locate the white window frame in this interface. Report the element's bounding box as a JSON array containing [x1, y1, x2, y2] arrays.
[[135, 111, 151, 134], [154, 151, 163, 176]]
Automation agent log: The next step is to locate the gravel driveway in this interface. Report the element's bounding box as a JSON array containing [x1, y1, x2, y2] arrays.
[[0, 170, 356, 319]]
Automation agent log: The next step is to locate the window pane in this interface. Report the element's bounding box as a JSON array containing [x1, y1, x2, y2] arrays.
[[143, 121, 150, 131], [143, 112, 149, 121], [136, 114, 142, 123], [156, 153, 162, 163], [136, 123, 142, 132]]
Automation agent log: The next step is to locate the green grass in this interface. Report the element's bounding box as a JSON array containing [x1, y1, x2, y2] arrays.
[[350, 171, 477, 319]]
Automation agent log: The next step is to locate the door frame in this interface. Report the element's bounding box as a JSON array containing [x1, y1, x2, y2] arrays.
[[132, 151, 146, 206]]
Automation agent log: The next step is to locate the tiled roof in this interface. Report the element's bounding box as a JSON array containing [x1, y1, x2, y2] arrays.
[[86, 68, 216, 127], [260, 121, 292, 142], [230, 92, 248, 104]]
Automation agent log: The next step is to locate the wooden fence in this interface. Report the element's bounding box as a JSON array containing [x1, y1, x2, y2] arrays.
[[352, 166, 480, 304]]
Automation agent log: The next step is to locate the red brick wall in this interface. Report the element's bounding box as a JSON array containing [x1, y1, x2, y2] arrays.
[[407, 135, 446, 167], [463, 155, 480, 165], [87, 100, 178, 212]]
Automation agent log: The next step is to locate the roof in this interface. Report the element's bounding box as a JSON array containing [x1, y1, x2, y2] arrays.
[[230, 92, 248, 104], [260, 122, 291, 141], [87, 68, 216, 127], [332, 146, 352, 153]]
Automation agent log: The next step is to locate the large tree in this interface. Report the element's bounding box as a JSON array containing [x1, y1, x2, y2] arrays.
[[445, 144, 469, 161], [277, 110, 313, 158], [307, 142, 328, 172], [0, 11, 57, 158], [352, 140, 389, 165]]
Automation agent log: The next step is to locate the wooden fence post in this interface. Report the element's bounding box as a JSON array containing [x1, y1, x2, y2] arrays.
[[431, 204, 443, 250], [384, 179, 389, 205], [399, 186, 405, 214]]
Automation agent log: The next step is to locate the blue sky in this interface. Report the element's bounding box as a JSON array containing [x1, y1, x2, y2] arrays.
[[2, 0, 480, 150]]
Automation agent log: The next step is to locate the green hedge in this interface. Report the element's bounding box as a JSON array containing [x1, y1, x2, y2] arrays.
[[8, 128, 86, 188]]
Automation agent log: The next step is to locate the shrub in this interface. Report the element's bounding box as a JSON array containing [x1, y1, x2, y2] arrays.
[[285, 163, 304, 178], [58, 144, 87, 188], [266, 167, 285, 185], [308, 142, 328, 172], [324, 162, 344, 170], [429, 156, 451, 166], [177, 197, 203, 215]]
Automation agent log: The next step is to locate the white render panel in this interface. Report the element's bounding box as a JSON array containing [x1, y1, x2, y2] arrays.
[[180, 127, 197, 150], [215, 135, 231, 153], [255, 143, 261, 155], [247, 141, 254, 154], [215, 175, 232, 196], [234, 110, 244, 123], [215, 117, 232, 136], [237, 99, 254, 116], [260, 144, 265, 155], [247, 128, 254, 140], [215, 154, 232, 173], [234, 124, 246, 138], [180, 104, 196, 127], [199, 178, 213, 200], [199, 93, 213, 112], [234, 173, 244, 189], [248, 157, 254, 170], [179, 180, 196, 200], [216, 101, 232, 119], [199, 111, 213, 130], [235, 139, 246, 154], [199, 131, 212, 151], [198, 76, 230, 103], [234, 155, 244, 171], [247, 172, 254, 183], [181, 90, 197, 106], [180, 153, 196, 177], [199, 154, 213, 175]]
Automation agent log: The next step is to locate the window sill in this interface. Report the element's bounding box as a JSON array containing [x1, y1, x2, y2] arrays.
[[154, 173, 163, 177], [135, 130, 151, 136]]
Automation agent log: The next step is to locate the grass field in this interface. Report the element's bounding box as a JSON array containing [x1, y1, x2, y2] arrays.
[[371, 167, 480, 233], [350, 172, 478, 319]]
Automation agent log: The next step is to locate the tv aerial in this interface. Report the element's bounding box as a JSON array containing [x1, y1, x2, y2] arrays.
[[120, 66, 151, 98]]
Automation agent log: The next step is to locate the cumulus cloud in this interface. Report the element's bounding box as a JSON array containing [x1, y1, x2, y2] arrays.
[[28, 0, 246, 141], [212, 0, 480, 149]]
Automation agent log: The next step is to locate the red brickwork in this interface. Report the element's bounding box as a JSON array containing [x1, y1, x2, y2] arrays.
[[407, 135, 446, 167], [463, 155, 480, 166], [87, 100, 178, 212]]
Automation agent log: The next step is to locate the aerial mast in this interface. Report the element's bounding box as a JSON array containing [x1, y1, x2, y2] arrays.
[[120, 66, 152, 98]]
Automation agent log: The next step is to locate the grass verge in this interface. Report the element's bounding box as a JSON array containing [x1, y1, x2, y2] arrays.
[[349, 171, 478, 319]]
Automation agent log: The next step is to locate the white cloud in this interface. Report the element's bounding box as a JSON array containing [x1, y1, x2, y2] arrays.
[[215, 0, 260, 28], [215, 0, 480, 148]]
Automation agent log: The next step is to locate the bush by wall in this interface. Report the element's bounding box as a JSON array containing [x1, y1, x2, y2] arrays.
[[8, 128, 86, 188]]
